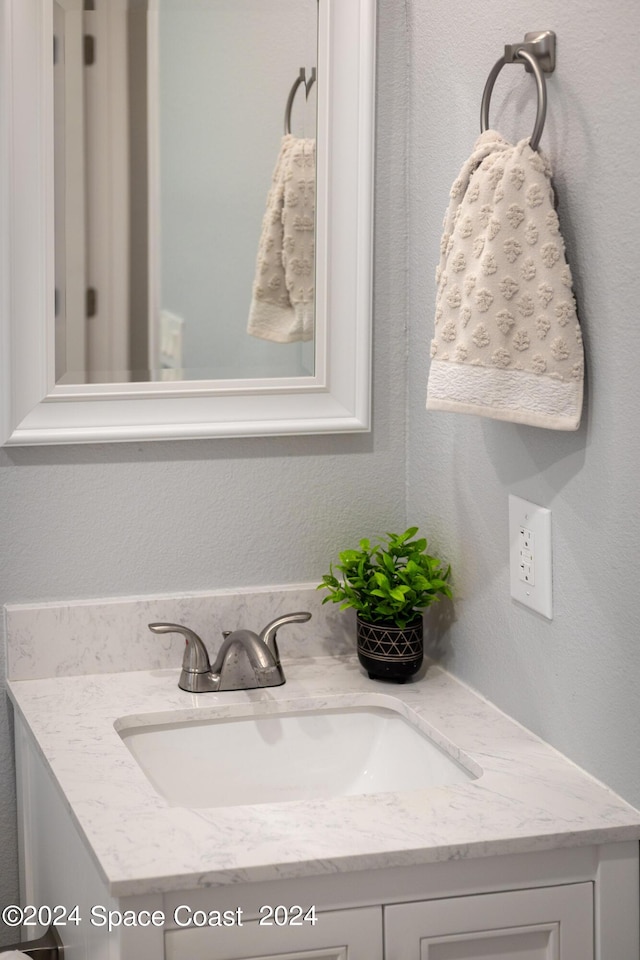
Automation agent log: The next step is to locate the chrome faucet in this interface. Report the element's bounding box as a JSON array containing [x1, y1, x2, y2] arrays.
[[148, 611, 311, 692]]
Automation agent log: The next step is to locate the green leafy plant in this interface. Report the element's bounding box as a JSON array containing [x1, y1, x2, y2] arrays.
[[318, 527, 452, 629]]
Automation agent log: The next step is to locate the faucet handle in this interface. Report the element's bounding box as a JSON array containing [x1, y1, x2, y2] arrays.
[[148, 622, 211, 674], [258, 611, 312, 660]]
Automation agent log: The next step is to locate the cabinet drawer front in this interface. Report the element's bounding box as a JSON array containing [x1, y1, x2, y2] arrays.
[[384, 882, 593, 960], [164, 905, 383, 960]]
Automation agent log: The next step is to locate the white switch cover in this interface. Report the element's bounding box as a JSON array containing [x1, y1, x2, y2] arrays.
[[509, 495, 552, 619]]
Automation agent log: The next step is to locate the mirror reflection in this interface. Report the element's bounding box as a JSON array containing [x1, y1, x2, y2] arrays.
[[53, 0, 318, 385]]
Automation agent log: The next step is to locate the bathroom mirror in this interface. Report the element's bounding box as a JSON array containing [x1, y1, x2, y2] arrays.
[[0, 0, 375, 444]]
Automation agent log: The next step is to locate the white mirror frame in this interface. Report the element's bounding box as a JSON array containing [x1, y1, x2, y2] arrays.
[[0, 0, 375, 445]]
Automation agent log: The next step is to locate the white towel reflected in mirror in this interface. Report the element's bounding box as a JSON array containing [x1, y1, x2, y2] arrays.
[[248, 135, 315, 343]]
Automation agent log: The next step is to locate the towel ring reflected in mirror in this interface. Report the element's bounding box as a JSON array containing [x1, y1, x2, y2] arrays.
[[480, 30, 556, 152], [284, 67, 317, 135]]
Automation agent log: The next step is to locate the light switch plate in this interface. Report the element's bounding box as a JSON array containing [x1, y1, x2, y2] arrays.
[[509, 495, 553, 619]]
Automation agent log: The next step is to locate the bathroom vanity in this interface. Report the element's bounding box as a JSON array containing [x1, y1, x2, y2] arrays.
[[6, 587, 640, 960]]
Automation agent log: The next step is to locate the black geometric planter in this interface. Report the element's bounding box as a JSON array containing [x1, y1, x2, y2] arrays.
[[356, 614, 424, 683]]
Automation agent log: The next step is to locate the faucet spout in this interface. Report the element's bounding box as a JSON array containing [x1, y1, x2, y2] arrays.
[[211, 628, 283, 690]]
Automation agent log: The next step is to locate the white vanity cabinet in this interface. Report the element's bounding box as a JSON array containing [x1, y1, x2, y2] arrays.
[[384, 883, 593, 959], [164, 885, 593, 960], [164, 907, 383, 960], [15, 719, 630, 960], [12, 687, 640, 960]]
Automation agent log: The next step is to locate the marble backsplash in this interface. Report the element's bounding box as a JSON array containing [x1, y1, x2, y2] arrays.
[[4, 584, 356, 681]]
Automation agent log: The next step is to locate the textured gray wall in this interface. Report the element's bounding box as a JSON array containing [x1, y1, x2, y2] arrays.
[[407, 0, 640, 805]]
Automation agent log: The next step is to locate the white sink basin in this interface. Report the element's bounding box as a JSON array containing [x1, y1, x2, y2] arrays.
[[118, 704, 476, 808]]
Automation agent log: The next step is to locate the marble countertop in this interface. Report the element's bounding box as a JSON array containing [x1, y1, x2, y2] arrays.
[[8, 656, 640, 897]]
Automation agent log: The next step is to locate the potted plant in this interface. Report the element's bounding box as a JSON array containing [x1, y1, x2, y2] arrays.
[[318, 527, 452, 682]]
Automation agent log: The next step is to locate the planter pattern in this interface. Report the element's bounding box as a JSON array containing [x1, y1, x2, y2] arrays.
[[356, 615, 423, 682]]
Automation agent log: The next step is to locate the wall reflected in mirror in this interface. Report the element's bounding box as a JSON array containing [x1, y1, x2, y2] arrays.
[[53, 0, 318, 385]]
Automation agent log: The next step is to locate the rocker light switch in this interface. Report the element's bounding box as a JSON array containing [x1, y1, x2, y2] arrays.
[[509, 495, 552, 619]]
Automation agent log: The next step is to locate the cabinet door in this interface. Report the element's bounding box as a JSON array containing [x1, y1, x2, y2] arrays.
[[384, 883, 593, 960], [164, 905, 382, 960]]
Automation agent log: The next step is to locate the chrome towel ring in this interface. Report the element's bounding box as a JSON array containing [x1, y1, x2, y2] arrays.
[[480, 30, 556, 152], [284, 67, 317, 136]]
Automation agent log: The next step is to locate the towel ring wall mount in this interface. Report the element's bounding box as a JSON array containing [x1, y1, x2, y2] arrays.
[[480, 30, 556, 151], [284, 67, 317, 135]]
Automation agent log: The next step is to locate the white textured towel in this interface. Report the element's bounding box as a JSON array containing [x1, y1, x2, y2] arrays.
[[426, 130, 584, 430], [0, 952, 33, 959], [247, 135, 315, 343]]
